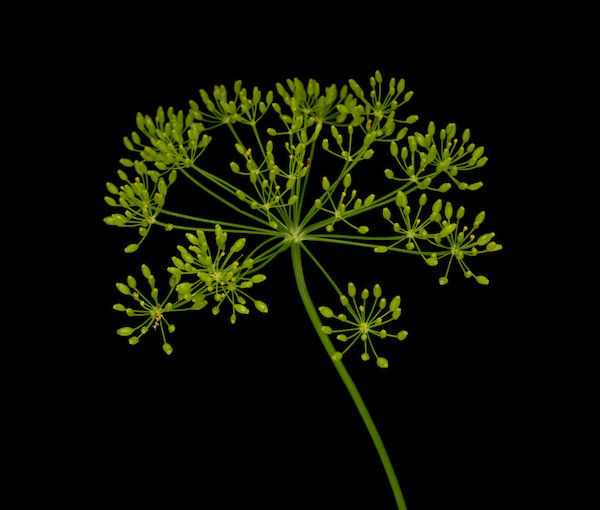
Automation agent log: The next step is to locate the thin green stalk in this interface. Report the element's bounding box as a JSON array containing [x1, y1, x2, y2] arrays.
[[290, 242, 407, 510]]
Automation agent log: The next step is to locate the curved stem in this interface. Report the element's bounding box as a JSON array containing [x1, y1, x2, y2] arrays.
[[290, 242, 407, 510]]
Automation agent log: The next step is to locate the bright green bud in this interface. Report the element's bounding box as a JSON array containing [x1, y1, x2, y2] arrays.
[[128, 336, 139, 345], [322, 176, 330, 191], [468, 181, 483, 191], [254, 300, 269, 313], [462, 128, 471, 143], [439, 183, 452, 193], [476, 275, 490, 285], [117, 327, 135, 337], [331, 351, 343, 361], [340, 295, 349, 307], [456, 206, 465, 220], [250, 274, 267, 283], [389, 295, 401, 312], [363, 149, 375, 159], [234, 304, 250, 315], [475, 157, 488, 168], [373, 284, 382, 298], [319, 306, 335, 318], [444, 202, 453, 221], [162, 343, 174, 355], [477, 232, 495, 246], [124, 243, 139, 254], [414, 132, 426, 147], [395, 190, 408, 208], [322, 138, 329, 151], [230, 161, 240, 174], [106, 182, 119, 195], [127, 275, 137, 289], [348, 282, 356, 298], [116, 283, 131, 295], [141, 264, 152, 280], [405, 114, 418, 123], [432, 198, 443, 214], [357, 226, 369, 234], [230, 238, 247, 253], [382, 207, 392, 220], [374, 246, 388, 253], [376, 357, 389, 369], [397, 330, 408, 341], [343, 173, 352, 188], [384, 168, 395, 179], [176, 282, 193, 295], [113, 303, 126, 312], [419, 193, 427, 207], [390, 141, 399, 157], [361, 288, 369, 300], [321, 325, 333, 335], [361, 353, 370, 361]]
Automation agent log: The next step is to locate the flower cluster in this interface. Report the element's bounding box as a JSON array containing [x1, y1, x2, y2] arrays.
[[168, 225, 269, 324], [378, 190, 502, 284], [319, 283, 408, 368], [103, 162, 177, 252], [114, 264, 180, 355], [384, 121, 487, 192]]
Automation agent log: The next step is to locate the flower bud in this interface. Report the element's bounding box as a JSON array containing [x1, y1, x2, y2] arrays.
[[474, 211, 486, 227], [397, 330, 408, 341], [390, 141, 399, 157], [234, 304, 250, 315], [477, 232, 495, 246], [389, 295, 401, 312], [127, 275, 137, 289], [361, 288, 369, 300], [321, 325, 333, 335], [322, 176, 330, 191], [250, 274, 267, 283], [348, 282, 356, 298], [475, 275, 490, 285], [357, 226, 369, 234], [376, 357, 389, 369], [444, 202, 453, 221], [468, 181, 483, 191], [373, 284, 382, 298], [340, 295, 349, 307], [361, 353, 371, 362], [230, 238, 247, 253], [374, 246, 388, 254], [117, 327, 135, 337], [343, 173, 352, 188], [116, 283, 131, 295], [331, 351, 343, 361], [319, 306, 335, 318], [419, 193, 427, 207], [124, 243, 139, 253], [162, 343, 174, 355], [384, 168, 395, 179], [456, 206, 465, 220], [253, 300, 268, 313], [439, 183, 452, 193], [395, 190, 408, 208]]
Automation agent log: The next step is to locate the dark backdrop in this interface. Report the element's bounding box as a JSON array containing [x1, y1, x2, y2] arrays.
[[52, 16, 541, 510]]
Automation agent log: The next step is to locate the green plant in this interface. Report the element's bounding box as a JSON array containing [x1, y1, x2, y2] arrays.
[[105, 70, 501, 508]]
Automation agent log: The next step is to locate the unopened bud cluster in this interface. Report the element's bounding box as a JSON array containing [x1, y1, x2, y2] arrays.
[[319, 283, 408, 368]]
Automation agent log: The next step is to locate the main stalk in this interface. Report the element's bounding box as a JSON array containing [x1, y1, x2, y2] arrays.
[[290, 242, 407, 510]]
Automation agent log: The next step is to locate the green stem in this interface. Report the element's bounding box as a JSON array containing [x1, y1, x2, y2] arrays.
[[290, 242, 407, 510]]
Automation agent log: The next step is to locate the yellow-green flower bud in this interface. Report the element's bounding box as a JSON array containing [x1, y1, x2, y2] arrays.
[[373, 284, 382, 298], [331, 351, 343, 361], [389, 295, 401, 312], [117, 327, 135, 336], [319, 306, 335, 318], [254, 300, 269, 313], [361, 288, 369, 300], [397, 330, 408, 341], [116, 283, 131, 295], [348, 282, 356, 298], [376, 357, 389, 368], [475, 275, 489, 285], [322, 176, 330, 191], [162, 343, 173, 355]]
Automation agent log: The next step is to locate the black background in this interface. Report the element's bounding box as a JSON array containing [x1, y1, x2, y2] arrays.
[[37, 12, 551, 510]]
